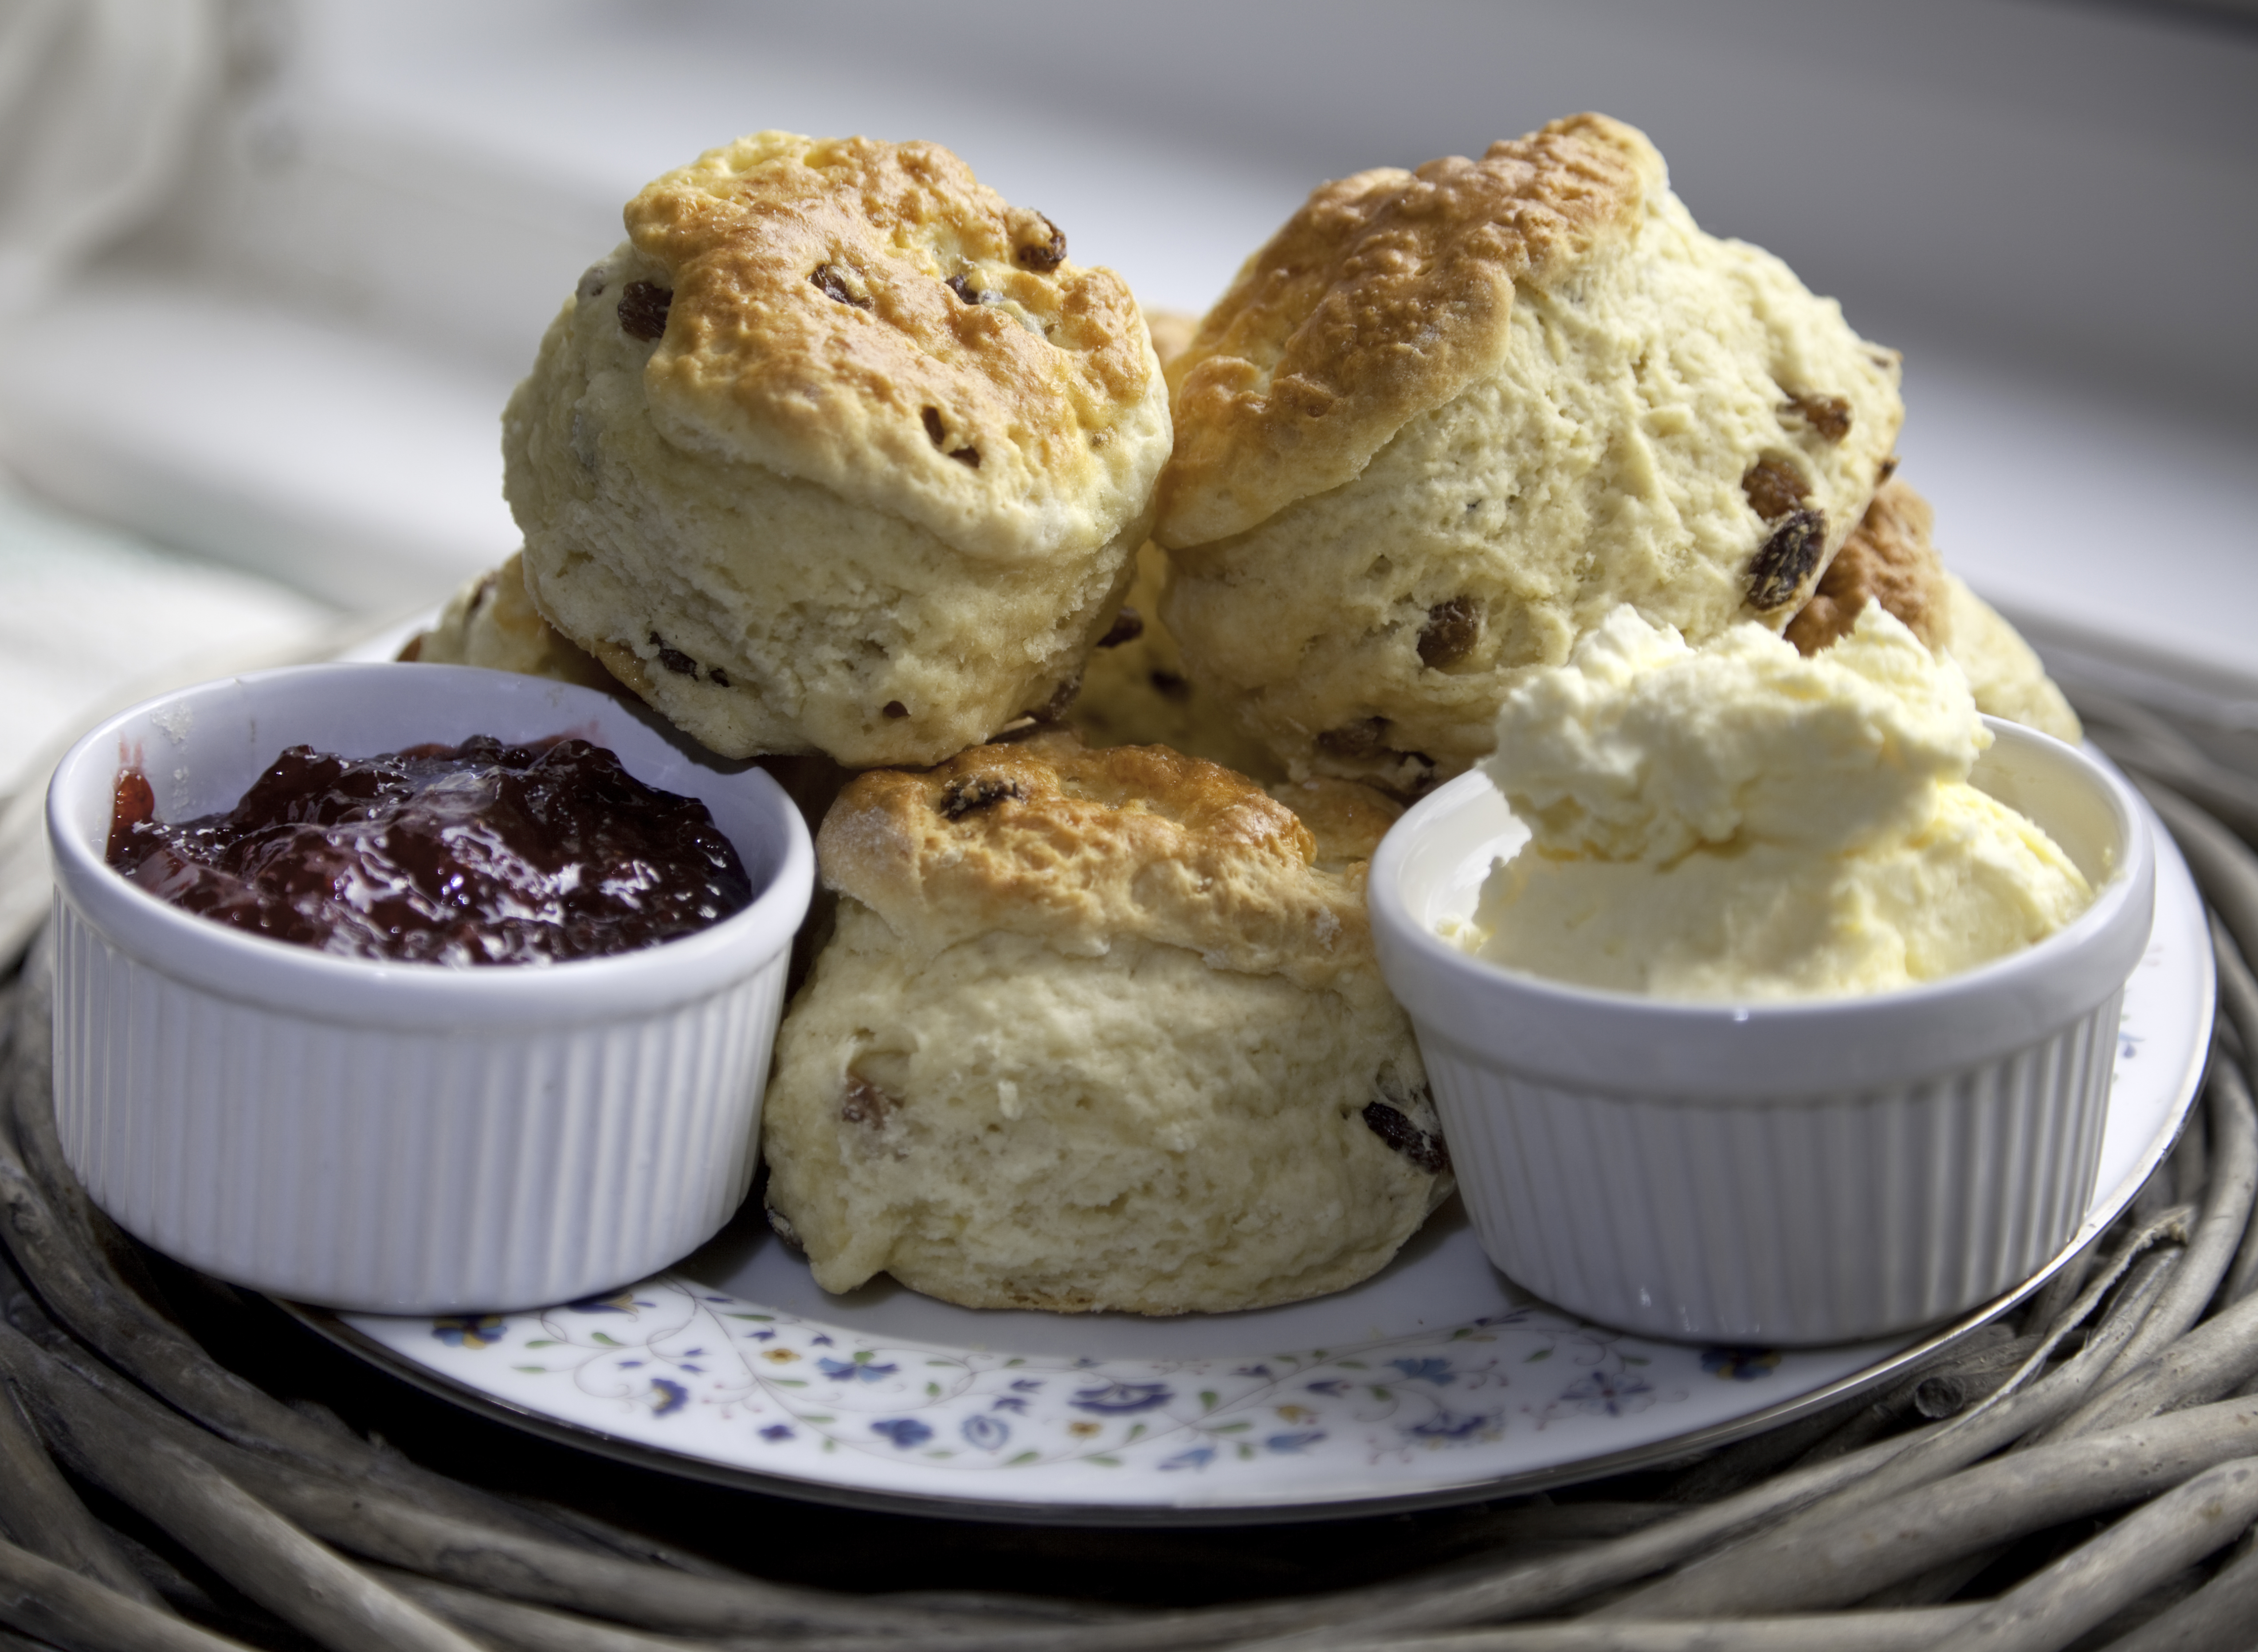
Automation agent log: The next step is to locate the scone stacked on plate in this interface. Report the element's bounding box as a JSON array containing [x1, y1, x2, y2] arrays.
[[1154, 113, 1906, 791], [416, 131, 1434, 1317], [407, 551, 617, 693], [503, 132, 1171, 769], [760, 732, 1446, 1314], [1068, 310, 1286, 778], [404, 116, 2081, 1321], [1784, 474, 2081, 742]]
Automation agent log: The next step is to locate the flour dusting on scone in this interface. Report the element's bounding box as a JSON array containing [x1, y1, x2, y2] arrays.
[[1157, 113, 1903, 790], [504, 133, 1172, 767], [760, 731, 1446, 1315]]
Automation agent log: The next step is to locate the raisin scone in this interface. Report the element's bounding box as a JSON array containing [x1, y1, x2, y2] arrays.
[[402, 551, 619, 692], [1157, 113, 1903, 791], [504, 133, 1172, 768], [1785, 474, 2080, 742], [1066, 540, 1285, 779], [760, 731, 1447, 1315], [1067, 307, 1281, 774]]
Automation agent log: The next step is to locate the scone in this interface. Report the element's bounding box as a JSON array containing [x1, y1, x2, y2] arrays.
[[1066, 540, 1285, 779], [760, 732, 1447, 1315], [504, 133, 1172, 768], [1158, 113, 1903, 790], [402, 551, 619, 692], [1785, 474, 2081, 742], [1066, 306, 1281, 773]]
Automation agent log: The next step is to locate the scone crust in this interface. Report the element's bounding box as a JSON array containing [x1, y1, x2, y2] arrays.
[[1785, 477, 1947, 654], [817, 731, 1375, 984], [763, 913, 1442, 1314], [630, 132, 1168, 563], [1780, 476, 2081, 742], [1067, 540, 1284, 779], [1159, 114, 1657, 547], [764, 737, 1439, 1315], [1156, 113, 1905, 787], [407, 551, 619, 692]]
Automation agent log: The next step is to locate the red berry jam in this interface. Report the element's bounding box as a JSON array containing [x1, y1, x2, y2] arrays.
[[106, 736, 752, 966]]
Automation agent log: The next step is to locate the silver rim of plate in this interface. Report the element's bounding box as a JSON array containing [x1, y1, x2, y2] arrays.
[[279, 777, 2215, 1526]]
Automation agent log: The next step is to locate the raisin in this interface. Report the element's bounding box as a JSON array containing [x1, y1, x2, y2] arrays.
[[883, 701, 909, 720], [1417, 597, 1482, 668], [649, 632, 698, 677], [1015, 215, 1066, 271], [1318, 717, 1390, 759], [765, 1204, 808, 1259], [1877, 454, 1900, 485], [938, 775, 1023, 819], [945, 273, 976, 303], [922, 405, 978, 466], [1362, 1100, 1450, 1177], [709, 668, 731, 688], [841, 1073, 897, 1127], [1098, 606, 1144, 648], [1784, 393, 1852, 442], [617, 281, 672, 341], [810, 263, 871, 310], [1029, 676, 1080, 721], [1748, 508, 1828, 611], [1148, 669, 1191, 703], [1741, 458, 1811, 522]]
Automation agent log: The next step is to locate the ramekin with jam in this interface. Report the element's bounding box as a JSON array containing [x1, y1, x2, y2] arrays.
[[46, 664, 814, 1313]]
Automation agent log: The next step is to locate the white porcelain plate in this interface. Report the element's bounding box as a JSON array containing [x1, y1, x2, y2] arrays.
[[296, 799, 2213, 1525]]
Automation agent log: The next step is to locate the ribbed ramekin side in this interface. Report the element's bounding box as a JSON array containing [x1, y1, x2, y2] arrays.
[[1417, 995, 2124, 1344], [50, 886, 788, 1312]]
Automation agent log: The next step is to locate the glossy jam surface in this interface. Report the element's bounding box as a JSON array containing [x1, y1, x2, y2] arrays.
[[107, 736, 753, 965]]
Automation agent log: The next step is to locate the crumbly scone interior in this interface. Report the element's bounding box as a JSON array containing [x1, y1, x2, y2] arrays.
[[761, 905, 1442, 1314]]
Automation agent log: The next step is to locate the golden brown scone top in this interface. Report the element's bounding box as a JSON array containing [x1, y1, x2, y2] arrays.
[[1157, 114, 1659, 548], [625, 133, 1168, 562], [1268, 776, 1403, 871], [1784, 475, 1947, 655], [816, 731, 1387, 985]]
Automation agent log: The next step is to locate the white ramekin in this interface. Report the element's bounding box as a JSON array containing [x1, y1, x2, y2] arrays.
[[45, 664, 813, 1314], [1370, 719, 2156, 1345]]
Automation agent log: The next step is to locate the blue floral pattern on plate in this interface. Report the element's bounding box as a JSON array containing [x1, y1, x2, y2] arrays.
[[381, 1276, 1752, 1483]]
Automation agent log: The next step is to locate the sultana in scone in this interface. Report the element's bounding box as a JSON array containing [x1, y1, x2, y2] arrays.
[[402, 551, 619, 693], [1158, 113, 1903, 790], [760, 731, 1446, 1315], [504, 133, 1172, 768], [1785, 474, 2080, 742]]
